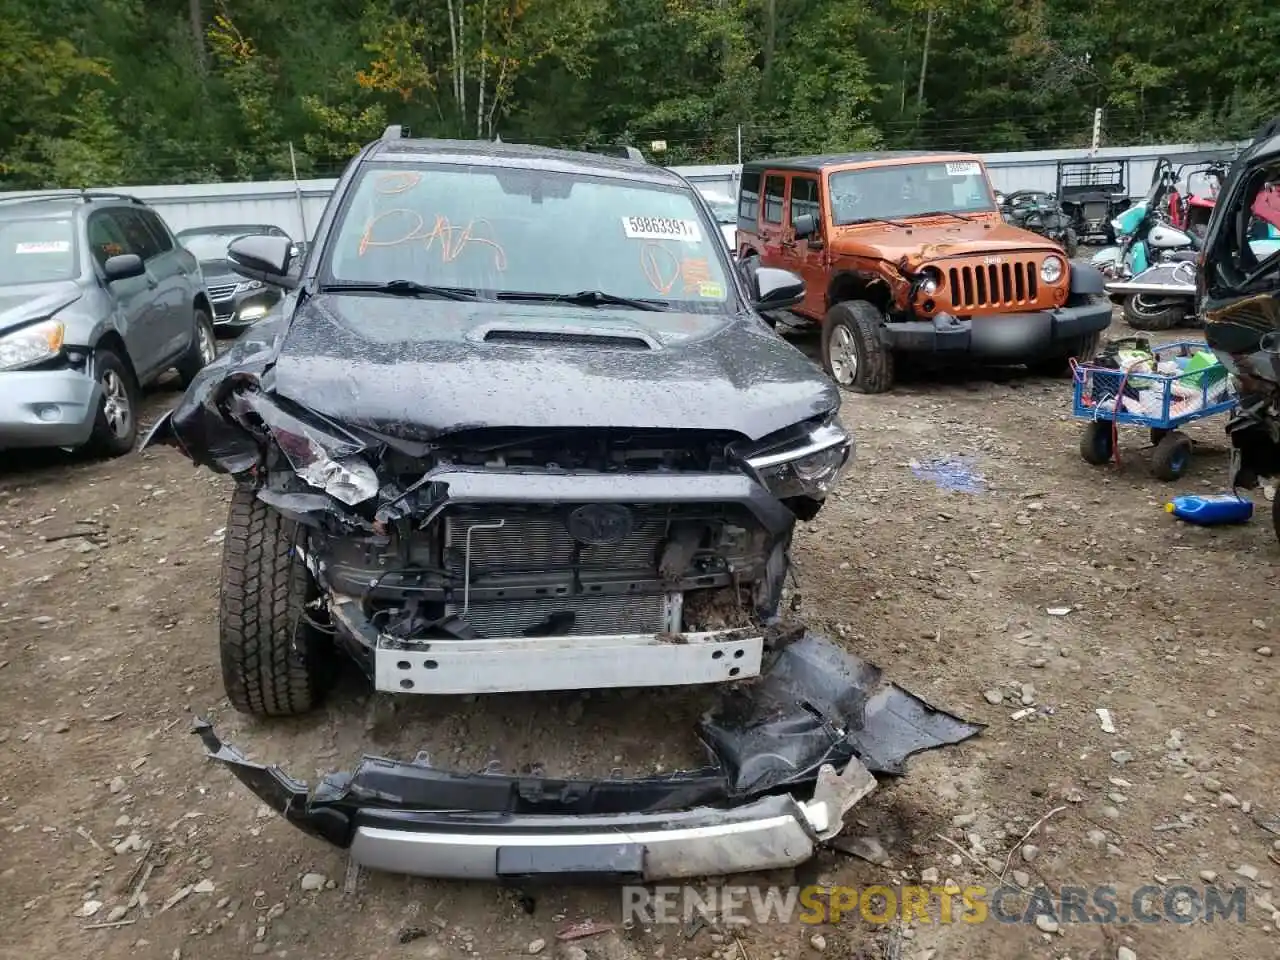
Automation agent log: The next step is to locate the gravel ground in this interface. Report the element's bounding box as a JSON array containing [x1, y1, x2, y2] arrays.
[[1, 310, 1278, 960]]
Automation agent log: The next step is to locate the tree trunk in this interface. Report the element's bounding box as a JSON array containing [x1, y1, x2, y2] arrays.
[[916, 8, 933, 115], [189, 0, 207, 74], [477, 0, 488, 137]]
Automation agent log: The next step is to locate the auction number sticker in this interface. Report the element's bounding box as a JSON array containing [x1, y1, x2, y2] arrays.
[[945, 161, 981, 177], [622, 216, 701, 242], [15, 241, 71, 254]]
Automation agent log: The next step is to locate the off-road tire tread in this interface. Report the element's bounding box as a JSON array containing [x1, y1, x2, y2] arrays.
[[823, 300, 895, 394], [219, 485, 328, 716], [176, 309, 214, 388], [1150, 430, 1193, 481], [86, 347, 139, 458], [1123, 295, 1184, 331]]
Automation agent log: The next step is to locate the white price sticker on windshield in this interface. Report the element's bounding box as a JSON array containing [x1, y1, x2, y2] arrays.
[[622, 216, 701, 242], [945, 162, 981, 177], [15, 241, 71, 254]]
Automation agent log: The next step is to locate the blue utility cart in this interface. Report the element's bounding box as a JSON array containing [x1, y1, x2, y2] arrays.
[[1071, 340, 1236, 481]]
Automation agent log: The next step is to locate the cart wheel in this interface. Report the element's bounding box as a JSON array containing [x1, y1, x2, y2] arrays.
[[1150, 427, 1169, 446], [1151, 430, 1193, 481], [1080, 421, 1114, 465]]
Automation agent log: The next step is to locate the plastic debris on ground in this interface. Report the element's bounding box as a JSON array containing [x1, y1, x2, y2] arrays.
[[910, 456, 986, 493]]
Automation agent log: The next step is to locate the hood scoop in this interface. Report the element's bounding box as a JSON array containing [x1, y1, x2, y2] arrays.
[[476, 323, 657, 351]]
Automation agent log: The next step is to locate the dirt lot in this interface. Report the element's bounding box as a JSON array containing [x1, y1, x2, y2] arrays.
[[2, 313, 1278, 960]]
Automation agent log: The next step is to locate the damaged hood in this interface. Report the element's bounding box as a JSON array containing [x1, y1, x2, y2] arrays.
[[834, 218, 1063, 266], [266, 294, 837, 442]]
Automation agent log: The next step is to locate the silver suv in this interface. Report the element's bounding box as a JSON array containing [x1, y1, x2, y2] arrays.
[[0, 191, 217, 457]]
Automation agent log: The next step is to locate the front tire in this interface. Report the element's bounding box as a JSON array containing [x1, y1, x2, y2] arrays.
[[1030, 330, 1102, 378], [176, 308, 216, 388], [219, 485, 333, 716], [1123, 294, 1185, 331], [821, 300, 895, 394], [85, 347, 139, 458]]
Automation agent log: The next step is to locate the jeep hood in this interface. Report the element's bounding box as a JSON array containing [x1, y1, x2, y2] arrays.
[[833, 219, 1064, 267], [264, 295, 836, 442]]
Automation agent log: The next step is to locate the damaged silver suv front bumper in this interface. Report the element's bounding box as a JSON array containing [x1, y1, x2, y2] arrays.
[[196, 632, 982, 882]]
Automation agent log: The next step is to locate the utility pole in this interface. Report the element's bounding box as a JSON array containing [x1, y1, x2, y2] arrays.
[[1090, 108, 1103, 156]]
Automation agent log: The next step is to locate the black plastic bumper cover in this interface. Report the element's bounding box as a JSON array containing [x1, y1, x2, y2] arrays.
[[197, 631, 982, 880], [882, 301, 1112, 356]]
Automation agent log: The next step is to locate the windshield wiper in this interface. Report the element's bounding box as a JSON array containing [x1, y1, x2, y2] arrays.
[[844, 217, 914, 229], [320, 280, 484, 302], [495, 289, 669, 312], [916, 210, 980, 223]]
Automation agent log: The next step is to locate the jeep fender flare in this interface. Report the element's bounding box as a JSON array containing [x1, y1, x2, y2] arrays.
[[826, 270, 892, 314], [1068, 262, 1107, 297]]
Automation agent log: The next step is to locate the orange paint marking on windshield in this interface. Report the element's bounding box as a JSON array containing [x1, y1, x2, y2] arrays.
[[357, 209, 507, 271], [640, 242, 680, 295], [678, 257, 712, 295], [373, 171, 423, 195]]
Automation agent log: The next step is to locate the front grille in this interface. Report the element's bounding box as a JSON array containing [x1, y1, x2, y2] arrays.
[[444, 593, 670, 637], [444, 507, 668, 575], [947, 261, 1040, 310], [207, 281, 238, 301]]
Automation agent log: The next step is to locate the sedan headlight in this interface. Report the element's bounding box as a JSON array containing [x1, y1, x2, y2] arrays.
[[0, 319, 65, 372], [1040, 255, 1064, 283], [234, 279, 264, 294], [746, 420, 853, 499]]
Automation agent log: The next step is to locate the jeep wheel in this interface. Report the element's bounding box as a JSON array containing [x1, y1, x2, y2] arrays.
[[1123, 294, 1185, 331], [219, 485, 334, 716], [85, 347, 139, 458], [821, 300, 895, 394]]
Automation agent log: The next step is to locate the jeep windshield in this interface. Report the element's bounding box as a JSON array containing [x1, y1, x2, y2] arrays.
[[323, 163, 734, 312], [829, 160, 997, 226], [0, 217, 77, 286]]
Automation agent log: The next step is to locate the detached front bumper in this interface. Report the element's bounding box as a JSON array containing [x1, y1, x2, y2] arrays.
[[197, 632, 983, 883], [881, 300, 1113, 358]]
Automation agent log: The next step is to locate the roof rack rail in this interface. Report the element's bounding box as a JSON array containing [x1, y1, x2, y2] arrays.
[[0, 189, 143, 206], [583, 145, 647, 164], [381, 124, 410, 140]]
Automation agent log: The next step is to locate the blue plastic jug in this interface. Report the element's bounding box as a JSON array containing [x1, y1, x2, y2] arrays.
[[1164, 494, 1254, 526]]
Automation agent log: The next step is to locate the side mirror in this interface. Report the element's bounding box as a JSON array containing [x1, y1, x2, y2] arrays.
[[793, 213, 817, 239], [103, 253, 145, 283], [751, 266, 805, 311], [227, 234, 298, 290]]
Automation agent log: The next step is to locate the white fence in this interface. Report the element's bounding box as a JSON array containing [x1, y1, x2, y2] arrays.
[[0, 140, 1245, 242]]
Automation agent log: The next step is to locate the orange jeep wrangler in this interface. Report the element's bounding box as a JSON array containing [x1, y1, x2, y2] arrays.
[[735, 151, 1112, 392]]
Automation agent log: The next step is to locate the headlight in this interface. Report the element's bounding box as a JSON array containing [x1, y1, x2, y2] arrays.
[[0, 319, 65, 371], [1040, 256, 1064, 283], [243, 394, 379, 505], [234, 279, 264, 294], [746, 420, 853, 499], [919, 269, 941, 295]]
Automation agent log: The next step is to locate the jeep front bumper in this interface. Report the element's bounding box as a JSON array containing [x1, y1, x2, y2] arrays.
[[196, 632, 983, 882], [881, 301, 1113, 357]]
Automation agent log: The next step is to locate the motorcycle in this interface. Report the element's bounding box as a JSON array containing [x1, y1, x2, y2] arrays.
[[998, 190, 1079, 257], [1093, 158, 1207, 330]]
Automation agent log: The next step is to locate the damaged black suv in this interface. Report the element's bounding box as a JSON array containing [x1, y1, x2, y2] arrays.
[[144, 130, 987, 884], [146, 128, 855, 712]]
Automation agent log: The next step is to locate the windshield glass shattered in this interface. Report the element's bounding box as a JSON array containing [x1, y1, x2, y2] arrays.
[[828, 160, 997, 225], [325, 163, 733, 310], [0, 217, 77, 286]]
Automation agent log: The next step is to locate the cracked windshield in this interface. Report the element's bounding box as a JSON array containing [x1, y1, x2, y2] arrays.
[[829, 160, 997, 224], [327, 165, 731, 308]]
